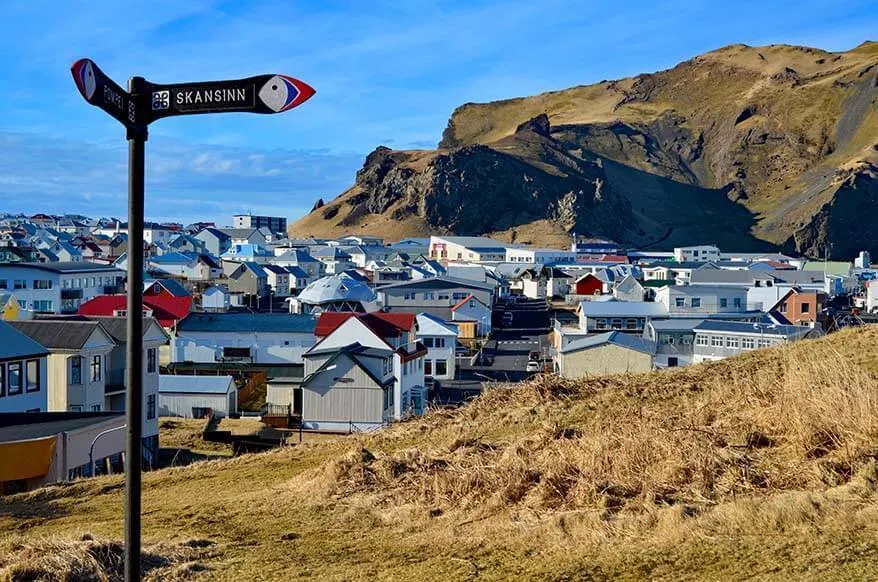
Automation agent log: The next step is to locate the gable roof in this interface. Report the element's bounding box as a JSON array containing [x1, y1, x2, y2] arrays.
[[9, 320, 113, 350], [315, 312, 416, 338], [78, 292, 191, 328], [579, 301, 668, 317], [0, 320, 50, 360], [146, 279, 190, 298], [451, 294, 488, 311], [197, 227, 230, 241], [302, 344, 392, 390], [159, 375, 234, 394], [561, 331, 656, 355], [149, 251, 196, 265], [416, 313, 458, 336], [377, 276, 494, 292]]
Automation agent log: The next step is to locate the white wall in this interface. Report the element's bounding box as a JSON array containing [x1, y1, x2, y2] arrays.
[[172, 330, 315, 364], [0, 357, 48, 412], [159, 391, 234, 418]]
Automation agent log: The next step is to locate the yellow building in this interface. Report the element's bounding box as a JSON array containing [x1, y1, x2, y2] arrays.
[[557, 331, 655, 378], [0, 292, 21, 321]]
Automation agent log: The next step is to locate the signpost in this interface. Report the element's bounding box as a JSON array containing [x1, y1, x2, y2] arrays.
[[71, 59, 314, 582]]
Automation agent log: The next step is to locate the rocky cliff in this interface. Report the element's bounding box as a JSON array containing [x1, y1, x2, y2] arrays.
[[292, 41, 878, 256]]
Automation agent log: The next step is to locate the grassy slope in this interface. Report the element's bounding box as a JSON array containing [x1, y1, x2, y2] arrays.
[[2, 328, 878, 580]]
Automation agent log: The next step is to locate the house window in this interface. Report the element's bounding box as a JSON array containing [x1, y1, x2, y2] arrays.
[[91, 355, 102, 382], [13, 279, 26, 290], [7, 362, 22, 395], [438, 293, 450, 300], [434, 338, 445, 348], [742, 338, 755, 350], [682, 336, 692, 345], [696, 335, 709, 347], [32, 300, 53, 312], [667, 357, 679, 367], [452, 292, 468, 301], [26, 360, 39, 393], [69, 405, 83, 412], [424, 292, 435, 300], [70, 356, 82, 384], [0, 364, 5, 397], [691, 297, 702, 308], [469, 299, 475, 308], [418, 358, 422, 370], [384, 387, 394, 411], [403, 292, 416, 300], [92, 404, 101, 412], [423, 337, 434, 348], [424, 360, 433, 376], [720, 298, 727, 308], [675, 297, 685, 308], [594, 318, 608, 330], [436, 360, 447, 376], [146, 394, 156, 420], [0, 280, 6, 289], [711, 336, 723, 347], [801, 303, 810, 313], [383, 357, 392, 376], [146, 348, 157, 374], [32, 279, 53, 289], [733, 297, 741, 308], [726, 337, 739, 349], [626, 319, 637, 330], [611, 318, 623, 330], [223, 347, 251, 358], [758, 339, 771, 348]]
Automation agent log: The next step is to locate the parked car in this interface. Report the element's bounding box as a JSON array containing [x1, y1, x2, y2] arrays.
[[528, 350, 541, 361], [525, 361, 541, 373]]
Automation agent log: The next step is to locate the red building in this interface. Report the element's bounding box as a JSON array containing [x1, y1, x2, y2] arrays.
[[79, 279, 192, 329], [573, 273, 604, 296]]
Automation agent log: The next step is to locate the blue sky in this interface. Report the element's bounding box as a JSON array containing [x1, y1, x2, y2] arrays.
[[0, 0, 875, 225]]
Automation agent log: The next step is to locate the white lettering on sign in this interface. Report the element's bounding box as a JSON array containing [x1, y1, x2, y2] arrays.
[[103, 85, 123, 111], [174, 88, 247, 107]]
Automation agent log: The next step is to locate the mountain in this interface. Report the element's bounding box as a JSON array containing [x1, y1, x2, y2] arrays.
[[291, 41, 878, 257], [3, 328, 878, 579]]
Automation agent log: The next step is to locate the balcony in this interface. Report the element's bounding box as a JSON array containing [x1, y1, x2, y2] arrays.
[[61, 288, 83, 300]]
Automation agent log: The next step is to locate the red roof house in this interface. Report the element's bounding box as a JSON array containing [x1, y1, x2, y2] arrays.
[[78, 279, 192, 328]]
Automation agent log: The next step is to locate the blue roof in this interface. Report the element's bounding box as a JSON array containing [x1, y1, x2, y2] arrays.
[[159, 375, 234, 394], [561, 330, 656, 355], [150, 252, 194, 265], [0, 320, 50, 360], [285, 266, 309, 278], [178, 312, 318, 333]]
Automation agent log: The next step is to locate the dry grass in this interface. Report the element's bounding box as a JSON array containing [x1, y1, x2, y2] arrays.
[[0, 534, 216, 581], [2, 327, 877, 580]]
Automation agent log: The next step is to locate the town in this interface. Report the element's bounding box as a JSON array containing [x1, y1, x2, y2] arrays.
[[0, 210, 875, 494]]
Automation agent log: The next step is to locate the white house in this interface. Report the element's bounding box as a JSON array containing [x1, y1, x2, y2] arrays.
[[416, 313, 458, 380], [654, 285, 753, 314], [158, 375, 237, 418], [201, 285, 231, 312], [673, 245, 720, 263], [429, 236, 513, 263], [172, 312, 317, 365], [8, 320, 115, 413], [303, 312, 427, 427], [0, 262, 124, 314], [505, 247, 577, 265], [263, 264, 291, 298], [0, 321, 50, 413], [451, 294, 492, 338]]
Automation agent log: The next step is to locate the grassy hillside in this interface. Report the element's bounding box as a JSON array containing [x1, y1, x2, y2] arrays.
[[2, 328, 878, 580]]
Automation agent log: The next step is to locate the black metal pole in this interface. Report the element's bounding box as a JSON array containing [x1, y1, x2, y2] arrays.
[[125, 76, 148, 582]]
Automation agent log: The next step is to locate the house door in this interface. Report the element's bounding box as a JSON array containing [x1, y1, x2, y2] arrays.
[[293, 387, 303, 416], [667, 357, 678, 368]]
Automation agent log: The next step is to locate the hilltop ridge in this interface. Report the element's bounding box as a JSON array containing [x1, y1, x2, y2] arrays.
[[292, 41, 878, 257]]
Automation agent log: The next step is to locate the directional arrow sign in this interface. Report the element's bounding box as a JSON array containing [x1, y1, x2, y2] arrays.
[[71, 59, 139, 129], [144, 74, 315, 124]]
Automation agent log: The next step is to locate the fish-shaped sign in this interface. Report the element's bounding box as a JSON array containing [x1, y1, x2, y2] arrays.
[[71, 59, 139, 128], [71, 58, 316, 128]]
